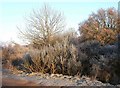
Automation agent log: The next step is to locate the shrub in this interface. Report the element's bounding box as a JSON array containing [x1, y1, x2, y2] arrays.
[[22, 35, 82, 76], [76, 38, 120, 84], [2, 43, 29, 69]]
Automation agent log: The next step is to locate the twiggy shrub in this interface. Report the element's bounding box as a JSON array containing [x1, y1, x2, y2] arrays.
[[2, 43, 29, 69], [23, 35, 81, 76]]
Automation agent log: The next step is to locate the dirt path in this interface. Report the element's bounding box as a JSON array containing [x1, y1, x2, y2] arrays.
[[2, 68, 114, 87], [2, 78, 40, 86], [2, 69, 41, 86], [1, 69, 75, 86]]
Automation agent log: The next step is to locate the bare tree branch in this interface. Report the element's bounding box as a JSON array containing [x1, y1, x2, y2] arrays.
[[19, 4, 65, 47]]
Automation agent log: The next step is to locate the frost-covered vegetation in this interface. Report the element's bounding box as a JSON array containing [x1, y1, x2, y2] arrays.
[[2, 5, 120, 85]]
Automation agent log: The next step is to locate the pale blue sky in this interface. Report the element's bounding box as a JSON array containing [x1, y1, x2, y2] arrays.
[[0, 1, 119, 44]]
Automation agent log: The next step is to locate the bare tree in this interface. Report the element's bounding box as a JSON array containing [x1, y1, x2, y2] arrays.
[[19, 4, 65, 47]]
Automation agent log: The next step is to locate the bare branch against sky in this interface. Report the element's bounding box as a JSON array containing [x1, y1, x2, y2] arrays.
[[0, 1, 118, 44]]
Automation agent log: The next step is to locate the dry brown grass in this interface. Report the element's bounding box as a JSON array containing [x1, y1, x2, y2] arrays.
[[2, 43, 29, 69]]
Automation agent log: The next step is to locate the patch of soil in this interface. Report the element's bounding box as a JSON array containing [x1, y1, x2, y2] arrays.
[[2, 78, 40, 86]]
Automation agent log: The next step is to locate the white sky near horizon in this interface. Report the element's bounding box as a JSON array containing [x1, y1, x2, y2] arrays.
[[0, 0, 119, 45]]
